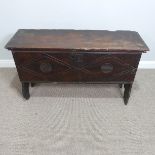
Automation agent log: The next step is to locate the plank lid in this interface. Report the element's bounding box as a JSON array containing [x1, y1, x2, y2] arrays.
[[5, 29, 149, 52]]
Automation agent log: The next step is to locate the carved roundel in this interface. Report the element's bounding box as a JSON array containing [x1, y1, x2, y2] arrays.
[[101, 63, 113, 73], [40, 63, 52, 73]]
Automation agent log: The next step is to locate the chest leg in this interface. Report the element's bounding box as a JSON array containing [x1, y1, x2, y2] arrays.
[[124, 83, 132, 105], [22, 82, 30, 100]]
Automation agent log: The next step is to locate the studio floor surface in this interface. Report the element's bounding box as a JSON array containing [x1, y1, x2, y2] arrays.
[[0, 69, 155, 155]]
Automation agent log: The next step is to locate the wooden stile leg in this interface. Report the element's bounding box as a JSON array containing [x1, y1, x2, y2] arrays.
[[119, 84, 123, 88], [22, 82, 30, 99], [123, 84, 132, 105], [31, 83, 35, 87]]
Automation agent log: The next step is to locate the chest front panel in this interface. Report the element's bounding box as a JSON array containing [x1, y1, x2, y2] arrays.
[[12, 51, 141, 83]]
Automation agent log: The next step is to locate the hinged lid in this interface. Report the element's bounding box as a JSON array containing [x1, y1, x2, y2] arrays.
[[5, 29, 149, 52]]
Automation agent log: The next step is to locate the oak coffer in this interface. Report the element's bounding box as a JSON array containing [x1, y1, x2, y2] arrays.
[[5, 29, 149, 105]]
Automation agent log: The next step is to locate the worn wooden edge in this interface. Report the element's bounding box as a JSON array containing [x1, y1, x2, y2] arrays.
[[135, 32, 150, 52], [6, 48, 146, 53], [5, 44, 149, 53], [5, 30, 18, 49]]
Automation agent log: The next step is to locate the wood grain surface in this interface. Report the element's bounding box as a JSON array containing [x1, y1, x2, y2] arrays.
[[13, 52, 141, 82], [5, 29, 149, 52]]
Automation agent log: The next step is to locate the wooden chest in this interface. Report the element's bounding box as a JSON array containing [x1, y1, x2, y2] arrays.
[[5, 29, 149, 105]]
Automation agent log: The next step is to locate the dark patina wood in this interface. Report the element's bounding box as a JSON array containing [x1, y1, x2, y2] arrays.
[[5, 29, 149, 104], [124, 84, 132, 105], [12, 52, 142, 82], [31, 83, 35, 87], [22, 82, 30, 99], [5, 29, 149, 52]]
